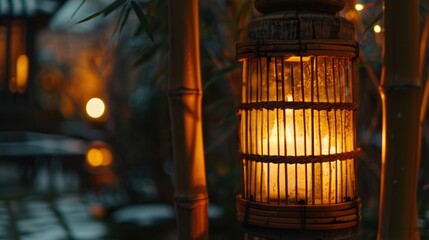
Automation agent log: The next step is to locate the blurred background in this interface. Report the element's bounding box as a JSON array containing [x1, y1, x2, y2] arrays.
[[0, 0, 427, 239]]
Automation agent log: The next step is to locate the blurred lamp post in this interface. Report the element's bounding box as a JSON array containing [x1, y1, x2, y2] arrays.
[[236, 0, 361, 238], [0, 0, 65, 131], [0, 19, 29, 93]]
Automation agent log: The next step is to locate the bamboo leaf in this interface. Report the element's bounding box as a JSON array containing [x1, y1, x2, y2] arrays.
[[71, 0, 87, 20], [103, 0, 127, 17], [131, 41, 162, 68], [119, 6, 132, 33], [421, 2, 429, 14], [130, 0, 153, 41], [236, 0, 253, 40], [203, 65, 239, 90], [77, 0, 126, 23], [77, 9, 105, 23], [362, 11, 383, 36], [236, 0, 252, 24], [205, 123, 237, 154], [112, 4, 128, 36], [111, 4, 132, 36]]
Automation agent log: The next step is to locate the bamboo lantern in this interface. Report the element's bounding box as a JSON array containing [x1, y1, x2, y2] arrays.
[[236, 0, 361, 238]]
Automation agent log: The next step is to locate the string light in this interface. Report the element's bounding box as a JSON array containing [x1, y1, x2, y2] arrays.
[[86, 97, 105, 119], [355, 3, 364, 11], [374, 24, 382, 33]]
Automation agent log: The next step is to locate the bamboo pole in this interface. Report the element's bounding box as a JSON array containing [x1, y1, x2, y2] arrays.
[[168, 0, 209, 239], [377, 0, 421, 238]]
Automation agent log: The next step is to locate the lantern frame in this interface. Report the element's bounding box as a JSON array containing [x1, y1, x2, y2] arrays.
[[236, 1, 361, 239]]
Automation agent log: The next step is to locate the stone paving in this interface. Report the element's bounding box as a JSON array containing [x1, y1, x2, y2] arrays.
[[0, 195, 108, 240]]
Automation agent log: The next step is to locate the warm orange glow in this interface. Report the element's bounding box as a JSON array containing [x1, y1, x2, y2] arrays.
[[87, 148, 103, 167], [86, 147, 113, 167], [86, 98, 105, 118], [100, 148, 112, 166], [241, 56, 356, 204], [16, 54, 29, 92], [262, 117, 338, 202], [286, 56, 311, 62], [374, 25, 382, 33], [355, 4, 364, 11]]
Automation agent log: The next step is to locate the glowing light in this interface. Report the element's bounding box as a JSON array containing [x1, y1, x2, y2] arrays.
[[100, 148, 112, 166], [286, 56, 311, 62], [374, 25, 382, 33], [87, 148, 103, 167], [86, 147, 113, 167], [16, 54, 28, 92], [355, 4, 364, 11], [241, 56, 356, 204], [86, 98, 105, 119]]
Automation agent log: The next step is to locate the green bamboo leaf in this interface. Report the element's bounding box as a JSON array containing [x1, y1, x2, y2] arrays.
[[103, 0, 127, 17], [203, 65, 239, 90], [119, 6, 132, 33], [236, 0, 252, 24], [205, 122, 237, 154], [77, 9, 104, 23], [71, 0, 87, 20], [420, 2, 429, 21], [130, 0, 153, 41], [131, 41, 162, 68], [111, 4, 132, 36], [77, 0, 126, 23], [112, 4, 128, 36]]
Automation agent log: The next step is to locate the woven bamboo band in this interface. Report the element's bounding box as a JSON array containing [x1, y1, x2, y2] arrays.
[[239, 150, 358, 164], [254, 0, 345, 14], [236, 196, 361, 230], [239, 101, 356, 111], [248, 14, 354, 41], [238, 6, 357, 59], [237, 40, 358, 59]]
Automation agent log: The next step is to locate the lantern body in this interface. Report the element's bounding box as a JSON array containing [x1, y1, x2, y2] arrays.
[[236, 1, 361, 238], [240, 56, 356, 205]]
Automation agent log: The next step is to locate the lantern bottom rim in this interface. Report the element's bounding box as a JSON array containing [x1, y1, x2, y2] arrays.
[[236, 195, 361, 231], [242, 223, 358, 240]]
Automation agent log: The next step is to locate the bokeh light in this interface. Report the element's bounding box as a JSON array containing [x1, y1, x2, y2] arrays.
[[374, 25, 382, 33], [87, 148, 103, 167], [100, 148, 112, 166], [16, 54, 29, 92], [86, 97, 105, 119], [86, 142, 113, 168], [355, 4, 364, 11]]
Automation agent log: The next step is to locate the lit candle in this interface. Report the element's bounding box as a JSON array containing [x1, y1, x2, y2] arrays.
[[262, 116, 335, 203]]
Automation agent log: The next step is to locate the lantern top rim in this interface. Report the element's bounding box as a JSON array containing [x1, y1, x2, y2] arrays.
[[254, 0, 345, 15], [246, 14, 355, 42]]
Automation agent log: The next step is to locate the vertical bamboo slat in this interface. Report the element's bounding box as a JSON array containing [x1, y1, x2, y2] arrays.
[[168, 0, 209, 239], [378, 0, 421, 238]]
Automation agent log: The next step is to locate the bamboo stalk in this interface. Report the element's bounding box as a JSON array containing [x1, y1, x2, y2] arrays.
[[377, 0, 421, 239], [168, 0, 209, 239], [415, 15, 429, 240]]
